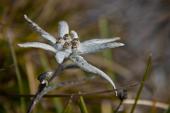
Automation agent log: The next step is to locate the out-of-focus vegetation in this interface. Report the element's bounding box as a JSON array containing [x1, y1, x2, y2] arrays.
[[0, 0, 170, 113]]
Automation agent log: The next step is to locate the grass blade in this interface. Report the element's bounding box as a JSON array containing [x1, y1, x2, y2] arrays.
[[62, 96, 73, 113], [78, 95, 89, 113], [99, 17, 112, 60], [130, 55, 152, 113], [53, 98, 63, 113], [6, 30, 26, 113]]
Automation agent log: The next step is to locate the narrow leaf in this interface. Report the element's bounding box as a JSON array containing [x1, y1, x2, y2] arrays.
[[130, 55, 152, 113], [18, 42, 56, 53], [62, 96, 73, 113], [70, 55, 118, 96], [6, 30, 26, 113], [24, 14, 57, 43], [78, 96, 89, 113]]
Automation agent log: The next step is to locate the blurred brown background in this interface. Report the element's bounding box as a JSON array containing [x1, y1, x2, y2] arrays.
[[0, 0, 170, 113]]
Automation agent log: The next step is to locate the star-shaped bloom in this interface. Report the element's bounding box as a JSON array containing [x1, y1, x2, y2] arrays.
[[18, 15, 125, 96]]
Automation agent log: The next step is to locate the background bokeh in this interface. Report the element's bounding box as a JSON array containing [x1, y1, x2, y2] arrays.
[[0, 0, 170, 113]]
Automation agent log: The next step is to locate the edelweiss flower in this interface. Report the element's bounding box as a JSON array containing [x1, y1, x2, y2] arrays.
[[18, 15, 124, 96]]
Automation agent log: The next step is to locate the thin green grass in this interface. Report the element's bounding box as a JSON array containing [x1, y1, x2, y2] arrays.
[[78, 96, 89, 113], [62, 96, 73, 113], [6, 30, 26, 113], [39, 51, 51, 70], [99, 17, 112, 60], [53, 98, 64, 113], [130, 55, 152, 113], [98, 17, 116, 82]]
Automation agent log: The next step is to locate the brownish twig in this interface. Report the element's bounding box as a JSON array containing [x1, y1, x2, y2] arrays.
[[27, 62, 94, 113]]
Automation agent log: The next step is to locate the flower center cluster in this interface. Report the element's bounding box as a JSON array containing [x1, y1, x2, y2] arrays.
[[56, 32, 80, 51]]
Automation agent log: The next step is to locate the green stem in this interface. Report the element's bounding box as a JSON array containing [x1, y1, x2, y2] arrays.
[[6, 30, 26, 113], [78, 95, 89, 113], [99, 17, 112, 60], [62, 96, 73, 113], [130, 55, 152, 113]]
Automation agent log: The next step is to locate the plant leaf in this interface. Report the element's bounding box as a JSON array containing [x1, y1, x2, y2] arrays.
[[78, 96, 89, 113], [24, 14, 57, 43], [70, 55, 117, 96], [58, 21, 69, 37], [18, 42, 56, 53], [130, 55, 152, 113], [62, 96, 73, 113], [79, 38, 124, 54]]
